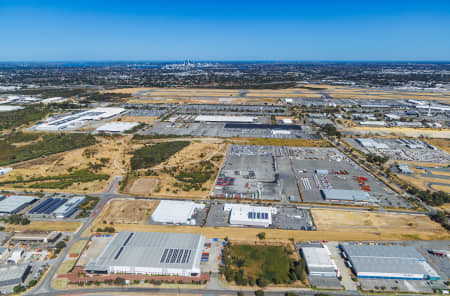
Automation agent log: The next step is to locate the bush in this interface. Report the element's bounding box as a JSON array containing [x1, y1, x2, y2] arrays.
[[130, 141, 190, 170], [255, 290, 265, 296]]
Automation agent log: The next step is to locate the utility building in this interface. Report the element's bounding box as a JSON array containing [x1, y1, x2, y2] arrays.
[[224, 203, 276, 227], [301, 246, 339, 278]]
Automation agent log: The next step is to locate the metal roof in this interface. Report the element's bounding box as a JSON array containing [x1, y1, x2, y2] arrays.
[[96, 122, 139, 132], [53, 196, 85, 217], [321, 189, 376, 202], [86, 231, 204, 272], [151, 200, 205, 224], [341, 244, 423, 259], [0, 195, 37, 213], [0, 264, 29, 282]]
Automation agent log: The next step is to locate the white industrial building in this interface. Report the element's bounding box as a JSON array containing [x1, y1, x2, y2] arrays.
[[224, 203, 277, 227], [194, 115, 256, 123], [85, 231, 205, 277], [301, 246, 339, 278], [53, 196, 85, 218], [322, 189, 378, 203], [0, 264, 30, 290], [0, 167, 13, 176], [34, 107, 126, 131], [151, 200, 205, 225], [95, 122, 139, 133], [356, 138, 389, 149], [340, 244, 440, 281], [359, 121, 386, 126], [0, 105, 23, 112], [41, 97, 68, 104], [0, 195, 37, 214]]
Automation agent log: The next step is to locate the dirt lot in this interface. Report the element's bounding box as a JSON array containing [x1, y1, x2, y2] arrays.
[[425, 138, 450, 153], [126, 177, 160, 195], [0, 221, 81, 232], [311, 209, 447, 240], [93, 199, 159, 227], [0, 135, 133, 193], [117, 116, 157, 124]]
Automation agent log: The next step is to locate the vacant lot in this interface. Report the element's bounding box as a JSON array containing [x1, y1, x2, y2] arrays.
[[425, 138, 450, 153], [342, 127, 450, 139], [222, 244, 307, 288], [93, 199, 159, 227], [311, 209, 447, 240], [85, 217, 449, 241], [0, 135, 132, 193], [0, 221, 81, 232], [126, 177, 160, 195]]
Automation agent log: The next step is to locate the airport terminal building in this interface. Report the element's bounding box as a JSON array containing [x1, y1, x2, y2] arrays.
[[85, 231, 205, 277]]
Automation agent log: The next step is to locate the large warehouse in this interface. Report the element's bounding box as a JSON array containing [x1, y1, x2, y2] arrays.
[[151, 200, 205, 224], [53, 196, 85, 218], [301, 246, 339, 278], [321, 189, 378, 203], [194, 115, 256, 123], [85, 231, 205, 276], [0, 195, 37, 214], [224, 203, 277, 227], [340, 244, 440, 280], [0, 264, 30, 289]]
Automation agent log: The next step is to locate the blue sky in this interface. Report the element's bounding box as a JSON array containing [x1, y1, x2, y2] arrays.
[[0, 0, 449, 61]]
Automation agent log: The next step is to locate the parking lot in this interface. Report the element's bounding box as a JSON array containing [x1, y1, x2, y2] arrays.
[[212, 145, 409, 208]]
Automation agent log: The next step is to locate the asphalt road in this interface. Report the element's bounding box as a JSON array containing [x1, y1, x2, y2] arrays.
[[27, 176, 122, 296]]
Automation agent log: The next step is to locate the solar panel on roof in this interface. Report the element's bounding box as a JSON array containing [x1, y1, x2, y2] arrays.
[[176, 249, 184, 263], [181, 249, 189, 263], [114, 247, 124, 260], [160, 249, 168, 263], [165, 249, 173, 263]]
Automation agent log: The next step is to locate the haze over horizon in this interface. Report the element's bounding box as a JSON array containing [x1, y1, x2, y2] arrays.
[[1, 0, 450, 61]]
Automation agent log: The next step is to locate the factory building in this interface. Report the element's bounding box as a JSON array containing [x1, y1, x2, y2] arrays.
[[0, 195, 37, 214], [224, 203, 277, 227], [53, 196, 85, 218], [321, 189, 377, 203], [340, 244, 440, 281], [95, 122, 139, 133], [85, 231, 205, 277], [35, 107, 126, 131], [0, 264, 30, 289], [356, 138, 389, 149], [194, 115, 256, 123], [151, 200, 205, 225], [12, 231, 61, 244], [301, 246, 339, 278]]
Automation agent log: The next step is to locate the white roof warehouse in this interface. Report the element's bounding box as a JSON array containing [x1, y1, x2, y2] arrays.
[[85, 231, 206, 277]]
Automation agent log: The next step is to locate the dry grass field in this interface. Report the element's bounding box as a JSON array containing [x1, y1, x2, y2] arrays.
[[106, 85, 450, 104], [0, 221, 81, 232], [126, 177, 160, 195], [0, 135, 133, 193], [94, 199, 159, 226], [394, 161, 450, 194], [117, 116, 158, 124], [86, 208, 449, 241], [425, 138, 450, 153], [342, 126, 450, 138]]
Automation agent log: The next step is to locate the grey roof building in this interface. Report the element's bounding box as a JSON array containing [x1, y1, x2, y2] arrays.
[[85, 231, 205, 277], [340, 244, 440, 280], [0, 264, 30, 287]]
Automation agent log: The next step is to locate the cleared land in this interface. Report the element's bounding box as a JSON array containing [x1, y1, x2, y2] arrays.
[[84, 215, 449, 242], [425, 138, 450, 153], [311, 209, 446, 240], [93, 199, 159, 226], [117, 116, 158, 124], [126, 177, 160, 195]]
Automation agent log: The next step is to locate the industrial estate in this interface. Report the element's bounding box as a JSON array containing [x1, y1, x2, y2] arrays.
[[0, 61, 448, 296]]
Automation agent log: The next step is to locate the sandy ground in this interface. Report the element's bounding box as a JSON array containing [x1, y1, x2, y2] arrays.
[[118, 116, 158, 124], [0, 135, 133, 193], [342, 127, 450, 138], [93, 199, 159, 226], [85, 219, 448, 242], [0, 221, 81, 232], [126, 177, 160, 195]]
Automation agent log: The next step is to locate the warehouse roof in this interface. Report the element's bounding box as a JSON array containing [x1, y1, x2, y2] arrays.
[[302, 247, 334, 268], [96, 122, 139, 133], [321, 189, 377, 203], [0, 264, 29, 283], [86, 231, 204, 272], [349, 257, 429, 275], [195, 115, 256, 123], [0, 195, 37, 213], [151, 200, 205, 224], [53, 196, 85, 217], [0, 105, 23, 112], [341, 244, 423, 259]]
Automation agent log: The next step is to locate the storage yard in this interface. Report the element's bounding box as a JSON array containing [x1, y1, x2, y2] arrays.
[[212, 145, 407, 207]]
